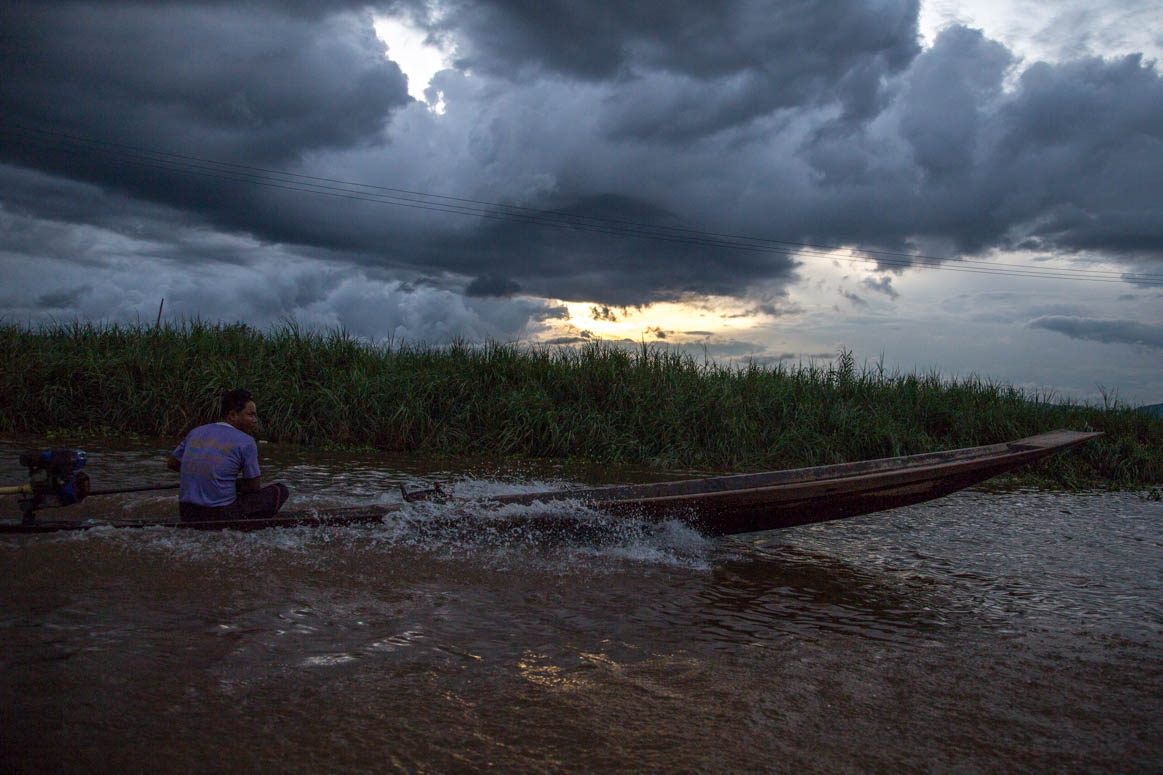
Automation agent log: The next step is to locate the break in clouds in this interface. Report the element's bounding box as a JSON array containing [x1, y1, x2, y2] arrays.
[[1, 0, 1161, 342]]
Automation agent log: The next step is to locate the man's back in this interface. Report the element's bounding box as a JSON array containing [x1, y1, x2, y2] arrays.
[[173, 422, 259, 507]]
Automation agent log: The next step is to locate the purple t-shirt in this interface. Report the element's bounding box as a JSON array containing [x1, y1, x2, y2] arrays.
[[172, 422, 261, 507]]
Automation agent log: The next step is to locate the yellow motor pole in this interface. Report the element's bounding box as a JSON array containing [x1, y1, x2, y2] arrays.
[[0, 484, 34, 496]]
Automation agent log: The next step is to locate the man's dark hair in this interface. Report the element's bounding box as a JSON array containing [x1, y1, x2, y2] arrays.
[[221, 389, 253, 417]]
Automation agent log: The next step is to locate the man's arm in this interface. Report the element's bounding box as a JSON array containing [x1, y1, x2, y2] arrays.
[[166, 456, 181, 473], [237, 438, 261, 493]]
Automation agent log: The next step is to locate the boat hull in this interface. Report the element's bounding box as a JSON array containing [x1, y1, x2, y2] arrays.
[[0, 430, 1102, 536]]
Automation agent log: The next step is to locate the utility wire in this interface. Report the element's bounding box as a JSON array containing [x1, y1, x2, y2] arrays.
[[15, 124, 1162, 283], [3, 125, 1147, 278], [6, 124, 1156, 284], [7, 124, 1156, 286], [3, 123, 1161, 285]]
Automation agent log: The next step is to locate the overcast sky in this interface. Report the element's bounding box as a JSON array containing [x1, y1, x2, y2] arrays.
[[1, 1, 1160, 404]]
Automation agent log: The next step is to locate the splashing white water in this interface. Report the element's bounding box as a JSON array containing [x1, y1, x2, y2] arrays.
[[37, 478, 718, 572]]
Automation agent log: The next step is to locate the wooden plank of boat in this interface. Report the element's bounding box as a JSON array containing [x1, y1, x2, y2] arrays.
[[0, 430, 1101, 536], [477, 428, 1103, 535]]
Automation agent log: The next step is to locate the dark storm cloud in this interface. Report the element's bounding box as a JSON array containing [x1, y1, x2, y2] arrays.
[[841, 290, 869, 308], [430, 0, 919, 138], [36, 285, 91, 309], [742, 301, 802, 318], [861, 276, 899, 299], [798, 28, 1163, 262], [1028, 316, 1163, 349], [986, 54, 1163, 255], [424, 194, 798, 306], [530, 305, 570, 322], [1, 1, 409, 170], [590, 305, 618, 323], [897, 27, 1014, 185], [543, 331, 596, 345], [464, 274, 521, 297], [1, 0, 1161, 320], [0, 165, 194, 258]]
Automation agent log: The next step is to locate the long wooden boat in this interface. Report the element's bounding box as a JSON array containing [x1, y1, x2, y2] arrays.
[[0, 430, 1101, 536]]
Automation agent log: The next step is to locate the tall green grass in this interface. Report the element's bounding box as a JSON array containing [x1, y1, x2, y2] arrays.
[[1, 321, 1160, 487]]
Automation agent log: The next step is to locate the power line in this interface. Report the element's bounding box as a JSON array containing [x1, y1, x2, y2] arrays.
[[2, 123, 1161, 285], [1, 125, 1146, 277], [5, 124, 1156, 284]]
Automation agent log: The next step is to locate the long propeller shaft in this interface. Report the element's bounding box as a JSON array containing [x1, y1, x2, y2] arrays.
[[86, 484, 181, 496]]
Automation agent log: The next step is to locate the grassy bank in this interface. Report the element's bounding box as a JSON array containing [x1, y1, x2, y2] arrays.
[[1, 321, 1160, 488]]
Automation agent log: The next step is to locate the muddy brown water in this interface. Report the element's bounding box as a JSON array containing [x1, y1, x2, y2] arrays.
[[1, 436, 1160, 773]]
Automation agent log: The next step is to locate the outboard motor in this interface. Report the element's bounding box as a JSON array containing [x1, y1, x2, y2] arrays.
[[17, 449, 91, 522]]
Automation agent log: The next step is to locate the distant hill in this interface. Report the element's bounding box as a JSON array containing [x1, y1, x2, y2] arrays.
[[1137, 403, 1163, 417]]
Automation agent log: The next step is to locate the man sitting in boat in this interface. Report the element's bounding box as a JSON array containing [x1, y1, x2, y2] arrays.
[[166, 389, 290, 522]]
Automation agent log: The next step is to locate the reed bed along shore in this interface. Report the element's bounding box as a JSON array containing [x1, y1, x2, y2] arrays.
[[2, 321, 1160, 488]]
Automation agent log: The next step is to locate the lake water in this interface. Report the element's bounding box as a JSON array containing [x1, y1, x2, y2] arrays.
[[1, 436, 1160, 773]]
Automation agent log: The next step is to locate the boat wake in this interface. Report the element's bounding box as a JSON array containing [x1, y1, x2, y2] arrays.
[[36, 477, 719, 572]]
